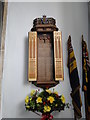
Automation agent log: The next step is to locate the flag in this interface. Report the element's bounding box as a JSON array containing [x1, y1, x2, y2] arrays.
[[82, 35, 90, 112], [67, 35, 82, 118]]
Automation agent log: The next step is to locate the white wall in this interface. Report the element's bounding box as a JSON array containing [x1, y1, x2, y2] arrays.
[[2, 2, 88, 118]]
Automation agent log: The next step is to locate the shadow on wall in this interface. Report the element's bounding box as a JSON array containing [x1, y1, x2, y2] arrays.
[[23, 36, 29, 85]]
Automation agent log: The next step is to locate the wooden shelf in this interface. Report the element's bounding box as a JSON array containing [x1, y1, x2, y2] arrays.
[[32, 81, 59, 89]]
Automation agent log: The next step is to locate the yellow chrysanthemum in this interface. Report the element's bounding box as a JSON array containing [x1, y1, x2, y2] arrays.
[[44, 105, 51, 112], [25, 96, 29, 104], [54, 91, 58, 95], [30, 90, 36, 96], [47, 96, 55, 104], [46, 89, 51, 94], [61, 95, 65, 104], [36, 97, 42, 103]]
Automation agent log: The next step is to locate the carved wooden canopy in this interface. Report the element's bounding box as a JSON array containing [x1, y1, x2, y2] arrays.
[[28, 16, 63, 88]]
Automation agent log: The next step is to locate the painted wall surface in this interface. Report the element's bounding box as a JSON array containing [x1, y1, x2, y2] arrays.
[[2, 2, 88, 118], [0, 2, 2, 49]]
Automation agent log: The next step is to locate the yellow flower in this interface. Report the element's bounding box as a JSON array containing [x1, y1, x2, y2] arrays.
[[25, 96, 29, 99], [30, 98, 32, 101], [26, 105, 30, 109], [36, 97, 42, 103], [55, 104, 58, 107], [47, 96, 55, 104], [30, 90, 36, 96], [44, 105, 51, 112], [25, 99, 29, 104], [25, 96, 29, 104], [61, 95, 65, 104], [46, 89, 51, 94], [54, 91, 58, 95]]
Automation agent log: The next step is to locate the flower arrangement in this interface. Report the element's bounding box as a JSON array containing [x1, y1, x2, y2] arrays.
[[25, 89, 69, 120]]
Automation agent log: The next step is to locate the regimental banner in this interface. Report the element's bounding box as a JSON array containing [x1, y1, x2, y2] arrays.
[[28, 32, 37, 81], [53, 31, 64, 81]]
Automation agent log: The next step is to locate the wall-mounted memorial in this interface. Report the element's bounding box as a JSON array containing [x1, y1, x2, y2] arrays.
[[28, 15, 64, 88]]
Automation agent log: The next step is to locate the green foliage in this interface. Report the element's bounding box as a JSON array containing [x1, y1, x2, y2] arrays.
[[25, 89, 69, 114]]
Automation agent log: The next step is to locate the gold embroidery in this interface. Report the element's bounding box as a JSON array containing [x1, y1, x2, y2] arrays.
[[70, 51, 74, 59], [70, 60, 77, 73]]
